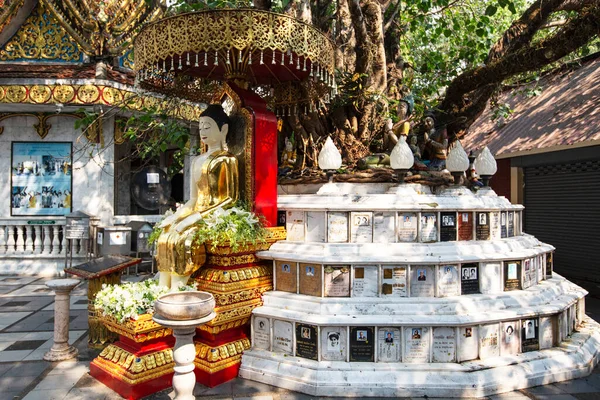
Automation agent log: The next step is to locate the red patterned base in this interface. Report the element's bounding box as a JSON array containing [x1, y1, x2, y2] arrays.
[[90, 362, 173, 400], [194, 362, 241, 388]]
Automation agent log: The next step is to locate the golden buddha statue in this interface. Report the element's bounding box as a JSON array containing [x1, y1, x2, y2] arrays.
[[156, 105, 239, 289]]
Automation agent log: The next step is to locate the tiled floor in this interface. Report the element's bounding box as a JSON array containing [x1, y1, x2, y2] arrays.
[[0, 274, 600, 400]]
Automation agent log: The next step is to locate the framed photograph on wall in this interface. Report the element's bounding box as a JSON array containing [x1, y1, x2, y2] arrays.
[[11, 142, 73, 216]]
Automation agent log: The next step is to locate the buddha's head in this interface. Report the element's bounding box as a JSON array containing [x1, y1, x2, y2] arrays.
[[199, 104, 231, 150]]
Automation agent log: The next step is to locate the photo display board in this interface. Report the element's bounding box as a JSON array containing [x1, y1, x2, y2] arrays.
[[381, 265, 408, 297], [504, 260, 522, 291], [475, 212, 490, 240], [299, 263, 322, 296], [398, 212, 418, 242], [276, 261, 297, 293], [296, 323, 318, 360], [349, 326, 375, 362], [457, 212, 473, 241], [11, 142, 72, 216], [460, 263, 480, 294], [324, 265, 350, 297], [440, 212, 457, 242], [420, 213, 438, 242], [378, 327, 401, 362]]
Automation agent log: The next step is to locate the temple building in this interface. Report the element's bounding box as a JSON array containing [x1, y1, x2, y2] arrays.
[[0, 0, 202, 274]]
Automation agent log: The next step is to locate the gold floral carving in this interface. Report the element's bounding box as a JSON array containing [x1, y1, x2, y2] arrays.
[[99, 312, 173, 343], [194, 338, 250, 373], [0, 2, 82, 62], [93, 345, 174, 385], [0, 113, 80, 139], [0, 84, 204, 123], [0, 0, 25, 34], [207, 253, 259, 267], [134, 9, 335, 76], [195, 265, 272, 284]]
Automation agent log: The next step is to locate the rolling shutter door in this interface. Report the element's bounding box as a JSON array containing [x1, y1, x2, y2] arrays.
[[524, 159, 600, 281]]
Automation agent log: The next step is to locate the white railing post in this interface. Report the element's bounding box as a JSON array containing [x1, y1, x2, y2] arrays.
[[0, 226, 6, 255], [6, 226, 15, 255], [60, 226, 67, 255], [42, 226, 52, 255], [15, 226, 25, 254], [52, 226, 61, 255], [33, 226, 42, 254]]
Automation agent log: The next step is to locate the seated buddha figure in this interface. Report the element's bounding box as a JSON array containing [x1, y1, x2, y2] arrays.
[[156, 105, 239, 289]]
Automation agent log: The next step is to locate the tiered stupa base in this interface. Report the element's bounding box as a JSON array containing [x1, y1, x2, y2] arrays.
[[90, 315, 175, 400]]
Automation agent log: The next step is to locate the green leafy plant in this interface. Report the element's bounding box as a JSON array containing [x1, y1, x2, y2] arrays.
[[94, 280, 197, 323]]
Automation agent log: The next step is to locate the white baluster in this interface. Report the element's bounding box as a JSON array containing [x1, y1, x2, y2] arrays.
[[0, 226, 6, 255], [52, 226, 61, 255], [59, 226, 67, 255], [42, 226, 52, 255], [16, 226, 25, 254], [25, 225, 34, 253], [33, 226, 42, 254], [6, 226, 16, 255]]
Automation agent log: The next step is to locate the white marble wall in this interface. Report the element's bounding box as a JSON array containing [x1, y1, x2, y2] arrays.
[[0, 115, 115, 224]]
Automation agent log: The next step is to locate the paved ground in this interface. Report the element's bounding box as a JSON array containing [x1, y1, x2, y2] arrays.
[[1, 274, 600, 400]]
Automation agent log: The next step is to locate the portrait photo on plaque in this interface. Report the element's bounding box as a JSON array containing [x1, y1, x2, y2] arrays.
[[457, 212, 473, 241], [501, 321, 520, 355], [321, 327, 347, 361], [350, 327, 374, 362], [521, 318, 539, 352], [378, 327, 401, 362], [508, 211, 515, 236], [410, 265, 435, 297], [275, 260, 297, 293], [504, 260, 522, 291], [437, 265, 459, 297], [440, 212, 457, 242], [460, 263, 480, 294], [419, 213, 438, 242], [398, 212, 418, 242], [299, 263, 322, 296], [11, 142, 73, 216], [500, 211, 508, 238], [404, 327, 430, 363], [324, 265, 350, 297], [351, 212, 373, 243], [253, 317, 271, 350], [458, 326, 479, 361], [476, 212, 490, 240], [295, 323, 318, 360]]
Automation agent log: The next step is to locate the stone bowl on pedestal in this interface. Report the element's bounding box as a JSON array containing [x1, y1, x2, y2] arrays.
[[154, 291, 215, 321]]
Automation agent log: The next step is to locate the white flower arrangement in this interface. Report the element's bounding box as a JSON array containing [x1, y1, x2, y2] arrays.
[[94, 279, 197, 323]]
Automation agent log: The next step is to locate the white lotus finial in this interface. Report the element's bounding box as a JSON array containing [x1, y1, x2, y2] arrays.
[[446, 140, 470, 173], [318, 136, 342, 170], [473, 146, 497, 176], [390, 135, 414, 170]]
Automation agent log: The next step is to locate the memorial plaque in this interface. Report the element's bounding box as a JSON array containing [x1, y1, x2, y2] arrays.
[[480, 263, 502, 294], [306, 211, 326, 242], [410, 265, 435, 297], [458, 326, 479, 361], [500, 321, 520, 355], [546, 252, 553, 278], [432, 327, 456, 362], [404, 327, 430, 363], [490, 212, 501, 240], [352, 266, 378, 297], [321, 326, 347, 361], [350, 326, 375, 362], [558, 311, 568, 342], [381, 265, 408, 297], [276, 260, 297, 293], [539, 316, 555, 349], [537, 255, 544, 282], [253, 317, 270, 350], [351, 212, 373, 243], [373, 212, 396, 243], [378, 327, 401, 362], [457, 212, 473, 241], [521, 318, 539, 352], [296, 323, 318, 360], [522, 259, 533, 289], [577, 298, 586, 325], [286, 210, 305, 242], [569, 305, 577, 333], [277, 210, 286, 227], [440, 212, 457, 242], [299, 263, 322, 297], [273, 320, 293, 355], [514, 211, 521, 235], [460, 263, 480, 295], [504, 260, 522, 291], [437, 265, 460, 297], [507, 212, 515, 237], [479, 323, 500, 360], [420, 213, 438, 242], [328, 212, 349, 243], [500, 211, 507, 238], [398, 212, 417, 242], [324, 266, 350, 297], [475, 212, 490, 240]]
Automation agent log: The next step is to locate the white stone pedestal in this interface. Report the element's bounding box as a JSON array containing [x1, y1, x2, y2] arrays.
[[153, 312, 216, 400], [44, 278, 80, 361]]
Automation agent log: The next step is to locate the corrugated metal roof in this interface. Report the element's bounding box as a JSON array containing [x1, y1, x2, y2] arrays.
[[462, 57, 600, 158]]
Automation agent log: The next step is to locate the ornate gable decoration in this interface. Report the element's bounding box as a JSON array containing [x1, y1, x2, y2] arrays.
[[0, 2, 83, 62]]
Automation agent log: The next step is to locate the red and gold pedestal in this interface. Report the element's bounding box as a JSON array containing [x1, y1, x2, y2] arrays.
[[193, 227, 286, 387], [90, 314, 175, 400]]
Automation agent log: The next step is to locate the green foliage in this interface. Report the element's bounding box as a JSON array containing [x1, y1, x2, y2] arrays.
[[148, 225, 163, 246], [491, 102, 513, 127]]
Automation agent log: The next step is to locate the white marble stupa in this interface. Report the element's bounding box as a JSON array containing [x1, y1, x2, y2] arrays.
[[239, 147, 600, 398]]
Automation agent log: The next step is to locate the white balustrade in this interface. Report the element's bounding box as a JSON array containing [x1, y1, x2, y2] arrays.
[[52, 226, 61, 255], [0, 226, 6, 255], [6, 226, 16, 255], [42, 226, 52, 255], [0, 219, 71, 257], [33, 226, 42, 254], [16, 226, 25, 255]]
